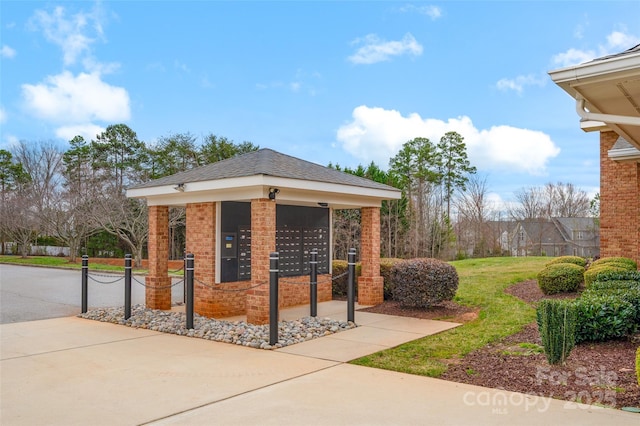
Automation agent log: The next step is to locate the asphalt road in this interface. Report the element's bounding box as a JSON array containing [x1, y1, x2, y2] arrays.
[[0, 264, 184, 324]]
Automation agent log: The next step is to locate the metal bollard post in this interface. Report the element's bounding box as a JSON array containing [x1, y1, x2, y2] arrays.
[[269, 252, 279, 346], [347, 248, 356, 323], [124, 254, 132, 320], [186, 253, 195, 329], [309, 249, 318, 317], [81, 255, 88, 313], [183, 250, 187, 304]]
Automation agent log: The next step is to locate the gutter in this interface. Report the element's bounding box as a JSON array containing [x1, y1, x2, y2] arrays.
[[576, 96, 640, 127]]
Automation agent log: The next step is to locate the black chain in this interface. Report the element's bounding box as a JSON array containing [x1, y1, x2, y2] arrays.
[[87, 274, 124, 285], [131, 276, 184, 290], [168, 264, 185, 274]]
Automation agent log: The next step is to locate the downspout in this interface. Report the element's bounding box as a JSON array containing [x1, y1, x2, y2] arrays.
[[576, 96, 640, 126]]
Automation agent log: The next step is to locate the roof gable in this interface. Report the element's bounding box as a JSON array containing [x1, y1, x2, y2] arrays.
[[130, 148, 398, 192]]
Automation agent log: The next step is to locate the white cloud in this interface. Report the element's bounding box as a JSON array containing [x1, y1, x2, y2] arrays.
[[496, 74, 547, 94], [552, 29, 640, 67], [399, 4, 442, 20], [21, 70, 130, 124], [336, 105, 560, 175], [0, 107, 6, 123], [29, 5, 105, 66], [1, 45, 16, 58], [348, 33, 423, 65], [551, 48, 595, 68], [55, 123, 105, 142], [606, 30, 638, 51], [20, 3, 129, 140]]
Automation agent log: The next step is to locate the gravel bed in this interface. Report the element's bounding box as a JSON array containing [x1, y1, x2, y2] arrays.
[[78, 304, 356, 350]]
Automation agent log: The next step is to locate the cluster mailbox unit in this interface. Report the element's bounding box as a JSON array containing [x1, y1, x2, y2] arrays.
[[220, 201, 329, 282]]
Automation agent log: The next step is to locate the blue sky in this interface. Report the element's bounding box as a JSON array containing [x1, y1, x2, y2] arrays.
[[1, 1, 639, 207]]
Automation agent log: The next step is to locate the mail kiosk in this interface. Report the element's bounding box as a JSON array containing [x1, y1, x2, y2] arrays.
[[220, 201, 329, 282]]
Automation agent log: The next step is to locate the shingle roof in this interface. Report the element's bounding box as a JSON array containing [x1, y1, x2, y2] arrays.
[[129, 148, 400, 192], [554, 217, 598, 232], [519, 220, 566, 245], [611, 136, 638, 151], [587, 43, 640, 63]]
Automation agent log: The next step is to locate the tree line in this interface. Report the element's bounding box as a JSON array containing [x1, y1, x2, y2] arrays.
[[0, 125, 258, 266], [0, 124, 595, 266]]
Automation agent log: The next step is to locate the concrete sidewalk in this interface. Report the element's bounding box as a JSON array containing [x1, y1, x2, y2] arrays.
[[1, 303, 638, 426]]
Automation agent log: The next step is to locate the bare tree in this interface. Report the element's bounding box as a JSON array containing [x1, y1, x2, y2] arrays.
[[546, 182, 590, 217], [454, 174, 492, 257], [510, 182, 590, 221], [12, 141, 63, 214], [509, 186, 545, 220], [91, 191, 148, 266]]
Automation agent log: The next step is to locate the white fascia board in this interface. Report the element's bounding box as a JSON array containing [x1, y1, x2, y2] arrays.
[[262, 176, 401, 200], [128, 175, 400, 207], [548, 52, 640, 90]]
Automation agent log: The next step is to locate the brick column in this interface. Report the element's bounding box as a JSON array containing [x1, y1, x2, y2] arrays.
[[146, 205, 171, 310], [358, 207, 383, 305], [246, 198, 276, 324], [600, 132, 640, 265], [186, 202, 217, 317]]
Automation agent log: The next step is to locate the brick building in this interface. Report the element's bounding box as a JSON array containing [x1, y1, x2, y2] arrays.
[[549, 43, 640, 266], [127, 148, 400, 324]]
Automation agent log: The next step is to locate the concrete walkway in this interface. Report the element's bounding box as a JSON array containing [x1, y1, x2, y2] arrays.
[[1, 302, 638, 425]]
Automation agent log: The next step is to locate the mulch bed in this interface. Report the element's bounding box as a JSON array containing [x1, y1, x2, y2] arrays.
[[357, 280, 640, 409]]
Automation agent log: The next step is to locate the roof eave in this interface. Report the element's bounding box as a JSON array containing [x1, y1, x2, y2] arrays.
[[548, 51, 640, 97], [126, 174, 401, 208]]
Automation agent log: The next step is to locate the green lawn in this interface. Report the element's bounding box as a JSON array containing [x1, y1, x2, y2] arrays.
[[351, 256, 549, 377], [0, 255, 135, 272]]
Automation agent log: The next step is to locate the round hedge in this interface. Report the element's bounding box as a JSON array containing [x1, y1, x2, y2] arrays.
[[591, 256, 638, 270], [392, 258, 459, 308], [537, 263, 584, 295], [545, 256, 587, 268], [584, 264, 630, 287], [380, 258, 404, 300]]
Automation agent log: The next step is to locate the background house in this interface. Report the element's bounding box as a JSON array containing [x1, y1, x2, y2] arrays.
[[507, 217, 599, 258]]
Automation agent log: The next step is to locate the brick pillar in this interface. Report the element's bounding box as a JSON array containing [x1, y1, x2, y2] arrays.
[[600, 131, 640, 266], [358, 207, 383, 305], [246, 198, 276, 325], [186, 202, 217, 317], [146, 205, 171, 310]]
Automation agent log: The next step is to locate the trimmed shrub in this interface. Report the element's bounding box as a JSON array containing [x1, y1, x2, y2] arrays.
[[537, 263, 584, 295], [392, 258, 459, 308], [574, 293, 638, 343], [380, 258, 403, 300], [536, 299, 577, 365], [545, 256, 587, 268], [591, 256, 638, 270], [584, 264, 631, 287], [583, 286, 640, 322], [590, 280, 640, 292], [593, 270, 640, 284], [331, 260, 361, 297]]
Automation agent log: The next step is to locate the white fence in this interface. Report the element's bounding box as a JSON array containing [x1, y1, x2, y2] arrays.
[[2, 243, 70, 257]]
